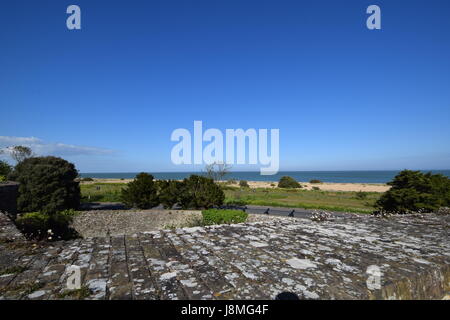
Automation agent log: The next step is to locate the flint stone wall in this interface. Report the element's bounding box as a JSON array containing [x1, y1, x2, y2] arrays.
[[0, 182, 19, 219], [0, 213, 448, 300], [0, 212, 25, 242]]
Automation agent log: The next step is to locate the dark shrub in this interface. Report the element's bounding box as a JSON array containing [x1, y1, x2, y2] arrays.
[[9, 157, 80, 214], [81, 177, 94, 182], [202, 209, 248, 225], [355, 191, 368, 200], [178, 175, 225, 209], [15, 210, 79, 241], [158, 180, 182, 209], [309, 179, 322, 184], [239, 180, 250, 188], [278, 176, 301, 188], [0, 160, 12, 177], [376, 170, 450, 213], [121, 173, 159, 209]]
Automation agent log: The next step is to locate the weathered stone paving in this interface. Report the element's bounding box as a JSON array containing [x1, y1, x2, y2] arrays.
[[0, 213, 449, 300]]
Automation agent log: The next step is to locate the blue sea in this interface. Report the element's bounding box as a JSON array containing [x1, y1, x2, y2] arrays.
[[79, 170, 450, 184]]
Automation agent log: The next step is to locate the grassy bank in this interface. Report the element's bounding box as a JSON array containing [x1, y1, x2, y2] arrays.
[[223, 187, 380, 213], [80, 183, 381, 213], [80, 183, 125, 202]]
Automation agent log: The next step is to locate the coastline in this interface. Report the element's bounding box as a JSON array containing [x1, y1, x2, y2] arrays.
[[80, 178, 390, 193]]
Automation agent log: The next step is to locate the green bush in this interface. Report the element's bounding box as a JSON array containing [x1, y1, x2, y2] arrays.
[[0, 160, 12, 177], [121, 173, 159, 209], [355, 191, 368, 200], [309, 179, 322, 184], [178, 175, 225, 209], [0, 175, 6, 182], [158, 180, 182, 209], [15, 210, 79, 241], [239, 180, 250, 188], [9, 157, 80, 214], [278, 176, 301, 188], [202, 209, 248, 225], [376, 170, 450, 213], [80, 177, 94, 182]]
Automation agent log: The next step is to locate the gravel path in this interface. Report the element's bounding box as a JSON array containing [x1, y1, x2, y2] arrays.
[[72, 209, 282, 237]]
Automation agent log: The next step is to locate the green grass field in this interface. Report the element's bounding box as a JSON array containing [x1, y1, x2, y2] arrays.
[[80, 183, 381, 213], [224, 187, 380, 213], [80, 183, 125, 203]]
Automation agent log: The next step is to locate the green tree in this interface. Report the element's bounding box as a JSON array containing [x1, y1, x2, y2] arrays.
[[178, 175, 225, 209], [158, 180, 182, 209], [10, 145, 33, 163], [376, 170, 450, 213], [121, 173, 159, 209], [9, 157, 80, 214], [0, 160, 12, 177]]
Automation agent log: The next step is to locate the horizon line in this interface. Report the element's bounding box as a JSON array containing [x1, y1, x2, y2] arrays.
[[79, 169, 450, 174]]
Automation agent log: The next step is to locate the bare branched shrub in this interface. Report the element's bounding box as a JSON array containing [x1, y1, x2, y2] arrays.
[[204, 162, 232, 182]]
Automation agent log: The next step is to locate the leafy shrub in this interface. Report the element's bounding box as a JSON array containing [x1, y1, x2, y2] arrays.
[[376, 170, 450, 213], [15, 210, 79, 241], [0, 160, 12, 177], [278, 176, 301, 188], [121, 173, 159, 209], [309, 179, 322, 184], [178, 175, 225, 209], [202, 209, 248, 225], [80, 177, 94, 182], [158, 180, 182, 209], [239, 180, 250, 188], [0, 175, 6, 182], [312, 186, 320, 191], [9, 157, 80, 214], [355, 191, 368, 200]]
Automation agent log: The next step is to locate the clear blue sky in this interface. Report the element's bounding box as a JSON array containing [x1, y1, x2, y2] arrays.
[[1, 0, 449, 172]]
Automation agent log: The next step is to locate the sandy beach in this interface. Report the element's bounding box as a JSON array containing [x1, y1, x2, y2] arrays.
[[81, 178, 390, 193]]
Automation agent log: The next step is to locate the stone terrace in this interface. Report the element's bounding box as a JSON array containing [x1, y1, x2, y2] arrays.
[[0, 212, 449, 300]]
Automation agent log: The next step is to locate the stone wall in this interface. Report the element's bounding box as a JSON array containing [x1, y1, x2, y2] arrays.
[[0, 182, 19, 219], [0, 211, 25, 242], [0, 213, 448, 300]]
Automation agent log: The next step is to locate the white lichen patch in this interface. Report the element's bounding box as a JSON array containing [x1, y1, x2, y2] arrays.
[[250, 241, 268, 248], [180, 279, 198, 288], [27, 290, 47, 299], [160, 272, 177, 281], [286, 258, 317, 269]]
